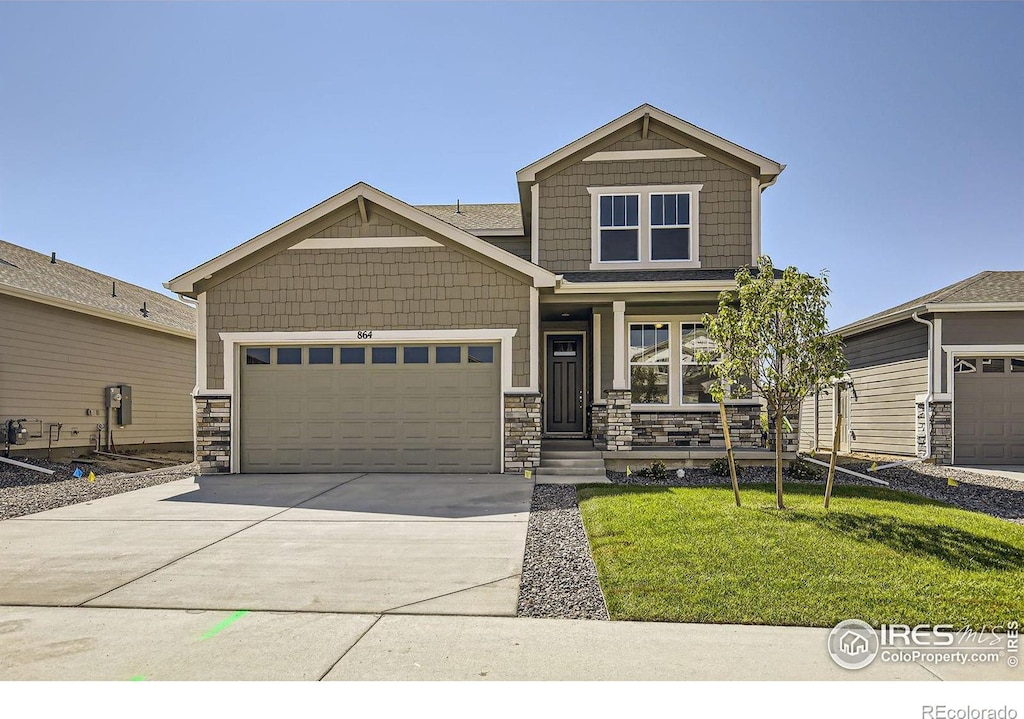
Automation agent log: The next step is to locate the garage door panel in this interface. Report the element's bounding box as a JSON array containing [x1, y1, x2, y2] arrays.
[[240, 343, 500, 473], [954, 364, 1024, 465]]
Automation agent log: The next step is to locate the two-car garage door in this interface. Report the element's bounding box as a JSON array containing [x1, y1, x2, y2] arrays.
[[953, 356, 1024, 465], [239, 343, 501, 473]]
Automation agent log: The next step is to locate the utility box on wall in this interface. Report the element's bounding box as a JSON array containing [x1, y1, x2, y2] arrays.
[[105, 385, 133, 426]]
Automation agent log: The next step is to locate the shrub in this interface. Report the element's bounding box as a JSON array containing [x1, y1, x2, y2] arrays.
[[788, 457, 823, 481], [709, 457, 733, 477], [635, 461, 670, 481]]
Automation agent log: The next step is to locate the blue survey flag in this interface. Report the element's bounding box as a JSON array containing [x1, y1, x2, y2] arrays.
[[72, 468, 84, 478]]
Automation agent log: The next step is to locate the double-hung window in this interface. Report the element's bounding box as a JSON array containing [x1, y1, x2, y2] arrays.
[[590, 184, 701, 269], [650, 193, 692, 261], [598, 194, 640, 261], [680, 323, 717, 404], [629, 323, 670, 405]]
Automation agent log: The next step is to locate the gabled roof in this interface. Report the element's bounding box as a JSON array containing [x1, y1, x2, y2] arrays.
[[0, 239, 195, 337], [417, 203, 522, 234], [516, 103, 785, 184], [835, 271, 1024, 337], [166, 183, 556, 296]]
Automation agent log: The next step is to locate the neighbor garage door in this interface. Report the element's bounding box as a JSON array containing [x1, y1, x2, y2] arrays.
[[953, 356, 1024, 465], [239, 343, 500, 473]]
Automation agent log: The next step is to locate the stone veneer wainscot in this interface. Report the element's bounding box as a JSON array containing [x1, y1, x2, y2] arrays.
[[195, 395, 231, 474], [504, 393, 541, 473]]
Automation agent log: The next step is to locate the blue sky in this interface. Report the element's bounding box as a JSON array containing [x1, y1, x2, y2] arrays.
[[1, 2, 1021, 327]]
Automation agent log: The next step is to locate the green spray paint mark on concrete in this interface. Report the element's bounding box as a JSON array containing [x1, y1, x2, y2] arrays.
[[201, 610, 248, 640], [130, 675, 146, 681]]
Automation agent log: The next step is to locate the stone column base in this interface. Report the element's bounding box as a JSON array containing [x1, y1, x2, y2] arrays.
[[504, 393, 541, 473], [195, 395, 231, 474], [605, 389, 633, 452], [917, 398, 952, 465]]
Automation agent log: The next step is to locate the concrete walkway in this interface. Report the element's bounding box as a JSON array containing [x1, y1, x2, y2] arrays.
[[955, 465, 1024, 483], [0, 606, 1015, 680]]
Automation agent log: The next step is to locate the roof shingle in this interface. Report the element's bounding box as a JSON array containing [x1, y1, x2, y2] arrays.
[[0, 240, 195, 335], [416, 203, 523, 233]]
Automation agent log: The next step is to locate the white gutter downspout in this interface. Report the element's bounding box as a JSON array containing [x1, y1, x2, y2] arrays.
[[911, 312, 933, 460]]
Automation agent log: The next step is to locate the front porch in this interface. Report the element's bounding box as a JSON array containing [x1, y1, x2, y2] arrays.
[[536, 292, 799, 470]]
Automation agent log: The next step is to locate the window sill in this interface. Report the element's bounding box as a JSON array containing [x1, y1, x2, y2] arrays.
[[589, 259, 702, 271]]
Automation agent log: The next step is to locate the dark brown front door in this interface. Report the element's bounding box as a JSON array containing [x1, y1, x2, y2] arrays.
[[546, 334, 584, 434]]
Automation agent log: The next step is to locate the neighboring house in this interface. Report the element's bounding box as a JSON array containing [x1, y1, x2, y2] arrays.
[[0, 240, 196, 458], [167, 104, 798, 475], [799, 271, 1024, 465]]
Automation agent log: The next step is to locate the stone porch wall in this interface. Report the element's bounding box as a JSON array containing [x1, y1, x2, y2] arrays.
[[504, 393, 541, 473], [195, 395, 231, 474], [916, 398, 952, 465]]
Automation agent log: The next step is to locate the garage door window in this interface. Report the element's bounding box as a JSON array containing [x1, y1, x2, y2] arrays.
[[309, 347, 334, 364], [1011, 358, 1024, 373], [246, 348, 271, 365], [372, 347, 397, 364], [340, 347, 365, 364], [982, 358, 1005, 373], [277, 347, 302, 365], [468, 346, 494, 363], [436, 346, 461, 363], [404, 346, 429, 364]]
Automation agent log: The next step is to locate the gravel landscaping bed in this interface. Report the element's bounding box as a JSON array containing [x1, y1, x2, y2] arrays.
[[0, 458, 199, 520], [517, 485, 609, 620], [608, 461, 1024, 523]]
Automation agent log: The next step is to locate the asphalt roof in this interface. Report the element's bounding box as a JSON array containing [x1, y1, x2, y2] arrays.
[[416, 203, 523, 234], [0, 240, 196, 335], [841, 271, 1024, 333]]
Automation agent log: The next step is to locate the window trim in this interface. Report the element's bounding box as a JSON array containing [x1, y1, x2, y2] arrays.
[[628, 322, 672, 406], [588, 184, 703, 270], [625, 315, 750, 411], [596, 192, 641, 263]]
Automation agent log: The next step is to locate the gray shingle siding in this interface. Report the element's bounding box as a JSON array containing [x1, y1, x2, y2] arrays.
[[536, 130, 753, 273], [205, 245, 532, 389]]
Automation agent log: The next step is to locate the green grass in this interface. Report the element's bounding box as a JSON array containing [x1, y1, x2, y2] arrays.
[[577, 483, 1024, 628]]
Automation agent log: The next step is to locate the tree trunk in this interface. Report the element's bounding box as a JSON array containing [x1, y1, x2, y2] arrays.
[[824, 404, 843, 509], [775, 407, 785, 510], [719, 400, 741, 507]]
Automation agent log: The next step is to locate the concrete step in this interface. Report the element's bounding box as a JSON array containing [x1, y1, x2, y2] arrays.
[[535, 466, 609, 477], [539, 450, 602, 460], [539, 458, 607, 468], [535, 475, 612, 485]]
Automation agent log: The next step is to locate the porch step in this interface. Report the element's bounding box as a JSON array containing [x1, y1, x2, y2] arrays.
[[536, 474, 611, 485], [539, 457, 607, 469], [535, 465, 608, 477], [539, 450, 603, 460]]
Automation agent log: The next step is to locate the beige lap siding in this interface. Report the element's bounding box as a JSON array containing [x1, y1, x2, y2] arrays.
[[0, 295, 194, 450], [205, 246, 532, 388], [537, 129, 753, 273]]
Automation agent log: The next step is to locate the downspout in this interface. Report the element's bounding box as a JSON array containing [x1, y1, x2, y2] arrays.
[[911, 312, 933, 459]]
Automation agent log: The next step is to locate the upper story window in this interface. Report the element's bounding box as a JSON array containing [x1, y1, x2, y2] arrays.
[[589, 184, 702, 270], [598, 194, 640, 261]]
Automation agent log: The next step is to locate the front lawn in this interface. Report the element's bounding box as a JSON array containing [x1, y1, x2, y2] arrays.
[[577, 483, 1024, 627]]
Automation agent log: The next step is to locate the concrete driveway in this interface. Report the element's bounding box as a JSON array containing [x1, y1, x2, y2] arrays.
[[0, 473, 532, 615]]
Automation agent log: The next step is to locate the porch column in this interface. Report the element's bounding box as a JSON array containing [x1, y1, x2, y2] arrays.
[[612, 300, 627, 390]]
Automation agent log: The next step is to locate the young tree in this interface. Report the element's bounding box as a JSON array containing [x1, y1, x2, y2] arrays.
[[698, 256, 847, 510]]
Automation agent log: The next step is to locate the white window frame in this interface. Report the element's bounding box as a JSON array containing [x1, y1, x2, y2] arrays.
[[628, 321, 672, 406], [679, 322, 719, 405], [625, 315, 755, 411], [650, 192, 695, 263], [589, 184, 702, 270], [596, 192, 641, 263]]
